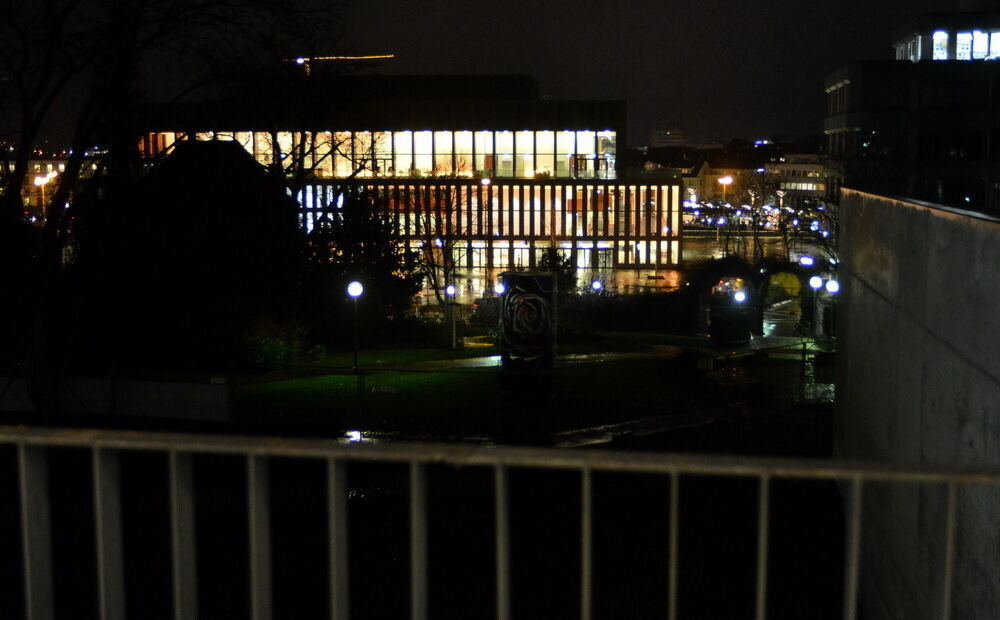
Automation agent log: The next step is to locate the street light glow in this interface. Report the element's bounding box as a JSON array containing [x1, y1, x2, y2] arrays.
[[718, 176, 733, 186], [799, 255, 815, 267], [825, 279, 840, 294], [445, 284, 456, 297], [591, 280, 603, 291], [347, 281, 364, 298], [809, 276, 823, 290], [481, 177, 491, 186], [734, 291, 747, 303], [494, 282, 506, 295]]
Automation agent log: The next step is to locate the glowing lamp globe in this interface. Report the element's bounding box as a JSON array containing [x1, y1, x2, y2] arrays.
[[347, 281, 364, 298]]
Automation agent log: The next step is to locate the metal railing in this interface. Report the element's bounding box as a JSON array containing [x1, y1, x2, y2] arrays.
[[5, 424, 1000, 620]]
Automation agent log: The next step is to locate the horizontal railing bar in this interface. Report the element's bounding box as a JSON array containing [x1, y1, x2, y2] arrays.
[[2, 426, 1000, 485]]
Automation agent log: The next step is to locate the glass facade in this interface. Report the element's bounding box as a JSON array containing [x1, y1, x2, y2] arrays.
[[298, 180, 681, 270], [143, 129, 618, 179]]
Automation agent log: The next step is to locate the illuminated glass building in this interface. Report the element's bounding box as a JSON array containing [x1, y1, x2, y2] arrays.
[[825, 10, 1000, 211], [139, 75, 683, 293]]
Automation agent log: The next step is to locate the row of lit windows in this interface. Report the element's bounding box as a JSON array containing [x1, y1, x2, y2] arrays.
[[296, 183, 680, 242], [404, 239, 680, 269], [780, 182, 823, 192], [146, 130, 617, 179], [929, 30, 1000, 60]]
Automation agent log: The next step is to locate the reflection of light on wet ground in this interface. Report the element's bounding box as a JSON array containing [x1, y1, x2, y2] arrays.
[[415, 268, 684, 305], [338, 429, 381, 444]]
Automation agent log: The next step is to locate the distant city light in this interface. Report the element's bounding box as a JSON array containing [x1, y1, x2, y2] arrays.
[[346, 430, 362, 442], [347, 281, 364, 298], [799, 255, 815, 267]]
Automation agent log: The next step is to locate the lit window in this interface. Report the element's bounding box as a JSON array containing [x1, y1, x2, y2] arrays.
[[973, 31, 988, 59], [413, 131, 432, 175], [576, 130, 595, 155], [474, 131, 492, 173], [957, 32, 972, 60], [495, 131, 513, 154], [933, 31, 949, 60]]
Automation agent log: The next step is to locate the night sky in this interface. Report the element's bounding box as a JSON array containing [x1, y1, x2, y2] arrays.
[[343, 0, 967, 144]]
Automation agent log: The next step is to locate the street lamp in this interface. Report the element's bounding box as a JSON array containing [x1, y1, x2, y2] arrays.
[[718, 175, 733, 204], [446, 284, 457, 349], [494, 282, 506, 295], [591, 280, 603, 292], [347, 280, 364, 411]]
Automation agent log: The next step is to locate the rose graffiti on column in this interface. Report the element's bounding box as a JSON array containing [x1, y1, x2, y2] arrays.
[[502, 284, 550, 361], [499, 272, 555, 375]]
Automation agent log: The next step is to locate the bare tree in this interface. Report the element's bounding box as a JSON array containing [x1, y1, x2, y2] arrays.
[[405, 184, 480, 307], [0, 0, 339, 413], [726, 171, 779, 263]]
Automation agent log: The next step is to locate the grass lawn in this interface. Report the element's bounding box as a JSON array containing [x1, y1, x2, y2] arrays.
[[229, 330, 821, 439], [230, 356, 721, 439]]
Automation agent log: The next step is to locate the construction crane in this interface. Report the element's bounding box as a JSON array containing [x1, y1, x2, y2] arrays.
[[286, 54, 396, 75]]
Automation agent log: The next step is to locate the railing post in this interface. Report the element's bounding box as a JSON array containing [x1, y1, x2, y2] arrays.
[[93, 448, 126, 620], [754, 475, 770, 620], [18, 445, 54, 620], [842, 478, 862, 620], [668, 471, 680, 620], [409, 462, 427, 620], [580, 468, 592, 620], [169, 452, 198, 620], [940, 482, 957, 620], [328, 458, 349, 620], [494, 465, 510, 620], [247, 455, 272, 620]]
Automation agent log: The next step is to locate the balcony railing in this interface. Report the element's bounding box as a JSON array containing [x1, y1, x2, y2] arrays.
[[4, 425, 1000, 620]]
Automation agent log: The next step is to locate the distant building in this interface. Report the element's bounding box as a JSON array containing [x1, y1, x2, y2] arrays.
[[137, 74, 683, 295], [649, 128, 686, 148], [764, 153, 828, 204], [824, 9, 1000, 211]]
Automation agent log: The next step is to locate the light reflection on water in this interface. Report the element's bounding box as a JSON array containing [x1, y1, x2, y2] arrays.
[[416, 238, 826, 306], [417, 268, 683, 305]]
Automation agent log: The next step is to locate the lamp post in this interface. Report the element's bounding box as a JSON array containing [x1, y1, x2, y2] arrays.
[[446, 283, 457, 349], [718, 175, 733, 204], [347, 281, 364, 410]]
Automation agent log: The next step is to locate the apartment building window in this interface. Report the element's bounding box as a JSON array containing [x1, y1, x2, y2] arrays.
[[933, 31, 949, 60]]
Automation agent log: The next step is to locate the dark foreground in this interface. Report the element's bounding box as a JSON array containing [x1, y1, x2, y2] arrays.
[[0, 401, 843, 620]]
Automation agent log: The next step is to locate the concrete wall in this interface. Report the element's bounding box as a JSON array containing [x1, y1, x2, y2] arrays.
[[838, 189, 1000, 619]]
